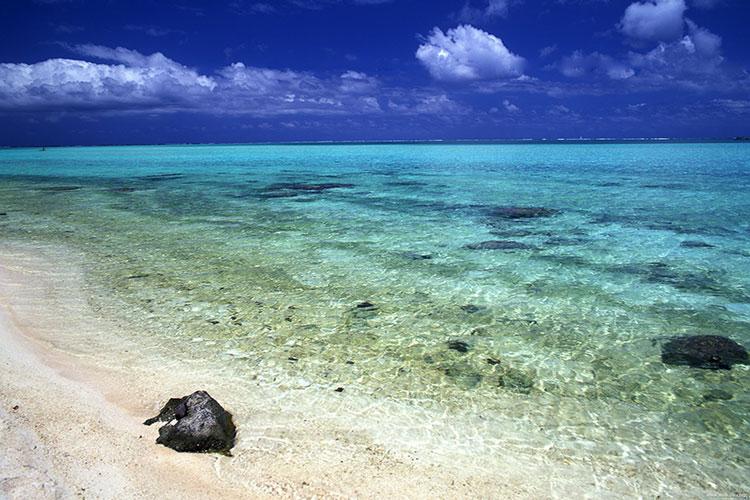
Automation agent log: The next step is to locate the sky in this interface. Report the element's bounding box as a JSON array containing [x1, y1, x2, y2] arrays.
[[1, 0, 749, 145]]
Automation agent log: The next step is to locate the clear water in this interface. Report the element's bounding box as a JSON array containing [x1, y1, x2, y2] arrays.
[[1, 143, 749, 492]]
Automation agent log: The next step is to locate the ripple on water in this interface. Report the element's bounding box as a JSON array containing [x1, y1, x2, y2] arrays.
[[1, 143, 749, 494]]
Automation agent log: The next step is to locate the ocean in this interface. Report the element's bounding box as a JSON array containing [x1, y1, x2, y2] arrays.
[[1, 142, 748, 493]]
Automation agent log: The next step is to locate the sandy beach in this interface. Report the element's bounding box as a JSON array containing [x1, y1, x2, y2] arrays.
[[0, 241, 556, 499]]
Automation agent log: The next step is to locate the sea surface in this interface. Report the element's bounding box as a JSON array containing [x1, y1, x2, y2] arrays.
[[1, 142, 749, 493]]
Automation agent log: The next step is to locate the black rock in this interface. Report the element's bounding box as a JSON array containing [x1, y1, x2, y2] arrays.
[[447, 340, 470, 353], [486, 206, 559, 220], [144, 391, 236, 453], [143, 398, 183, 426], [661, 335, 748, 370], [680, 240, 715, 248], [464, 240, 534, 250]]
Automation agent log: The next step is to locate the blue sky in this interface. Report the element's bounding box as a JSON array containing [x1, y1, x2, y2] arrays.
[[1, 0, 749, 145]]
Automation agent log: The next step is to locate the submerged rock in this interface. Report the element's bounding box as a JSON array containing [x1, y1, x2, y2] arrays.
[[400, 252, 433, 260], [498, 366, 534, 394], [442, 365, 483, 388], [447, 340, 470, 353], [258, 182, 355, 200], [137, 173, 184, 182], [264, 182, 354, 192], [680, 240, 715, 248], [661, 335, 748, 370], [36, 186, 82, 192], [486, 206, 559, 220], [464, 240, 534, 250], [489, 229, 536, 238], [144, 391, 236, 453], [703, 389, 733, 402]]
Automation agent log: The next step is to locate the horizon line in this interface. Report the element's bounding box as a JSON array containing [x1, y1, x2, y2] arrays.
[[3, 136, 750, 149]]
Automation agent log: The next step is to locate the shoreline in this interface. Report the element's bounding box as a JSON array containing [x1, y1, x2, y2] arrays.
[[0, 241, 543, 498], [0, 240, 743, 498], [0, 243, 254, 498]]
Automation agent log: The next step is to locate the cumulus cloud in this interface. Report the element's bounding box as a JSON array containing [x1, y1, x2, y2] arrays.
[[1, 45, 487, 118], [553, 0, 739, 93], [0, 46, 215, 112], [0, 45, 389, 115], [558, 20, 728, 91], [619, 0, 687, 42], [416, 25, 524, 82], [627, 20, 724, 80]]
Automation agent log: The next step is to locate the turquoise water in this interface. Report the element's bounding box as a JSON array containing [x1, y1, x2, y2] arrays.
[[1, 143, 749, 492]]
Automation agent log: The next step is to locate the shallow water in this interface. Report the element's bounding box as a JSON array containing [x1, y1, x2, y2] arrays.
[[1, 142, 749, 493]]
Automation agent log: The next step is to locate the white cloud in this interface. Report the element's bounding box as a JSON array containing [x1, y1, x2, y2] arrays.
[[338, 70, 379, 93], [0, 45, 423, 117], [387, 93, 466, 115], [0, 47, 215, 112], [619, 0, 687, 42], [214, 63, 383, 115], [416, 25, 524, 82], [558, 20, 726, 90], [628, 21, 723, 78], [502, 99, 519, 112]]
